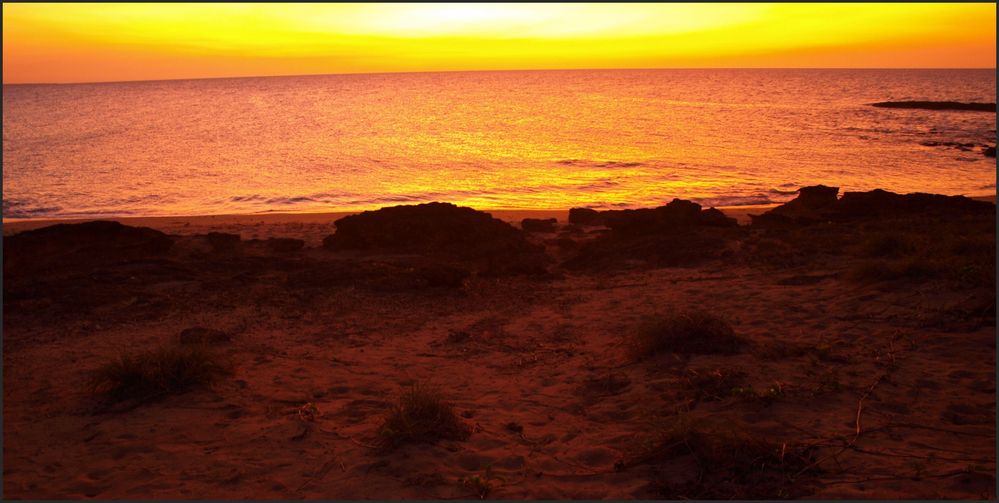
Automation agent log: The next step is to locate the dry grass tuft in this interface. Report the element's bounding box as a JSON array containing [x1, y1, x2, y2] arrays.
[[378, 382, 471, 448], [89, 344, 231, 406], [631, 310, 744, 359], [677, 368, 747, 403], [619, 414, 819, 499]]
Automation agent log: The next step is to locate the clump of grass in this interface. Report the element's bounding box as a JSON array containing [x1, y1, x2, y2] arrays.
[[619, 414, 818, 499], [89, 344, 231, 405], [631, 310, 744, 360], [677, 368, 746, 403], [460, 463, 506, 499], [378, 383, 471, 448]]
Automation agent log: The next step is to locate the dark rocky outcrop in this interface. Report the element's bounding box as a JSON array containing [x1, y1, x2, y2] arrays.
[[870, 101, 996, 113], [751, 185, 839, 226], [833, 189, 994, 220], [751, 185, 994, 227], [321, 202, 547, 276], [562, 199, 743, 270], [4, 221, 174, 275], [985, 146, 996, 158], [601, 199, 736, 235], [568, 207, 604, 226], [569, 200, 736, 234], [698, 207, 739, 227], [521, 218, 557, 233]]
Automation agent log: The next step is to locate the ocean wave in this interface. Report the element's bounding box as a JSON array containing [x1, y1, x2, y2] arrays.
[[769, 187, 799, 195], [555, 159, 644, 169]]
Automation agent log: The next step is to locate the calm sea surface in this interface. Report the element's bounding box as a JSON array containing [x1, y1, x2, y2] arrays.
[[3, 69, 996, 219]]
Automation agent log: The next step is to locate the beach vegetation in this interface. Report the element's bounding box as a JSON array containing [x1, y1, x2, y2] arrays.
[[88, 343, 231, 406], [378, 382, 471, 448], [630, 309, 744, 359], [618, 413, 818, 499]]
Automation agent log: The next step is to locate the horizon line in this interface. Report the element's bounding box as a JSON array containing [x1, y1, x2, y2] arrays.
[[4, 66, 997, 86]]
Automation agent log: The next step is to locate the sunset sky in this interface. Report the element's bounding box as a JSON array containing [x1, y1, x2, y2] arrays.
[[3, 3, 996, 84]]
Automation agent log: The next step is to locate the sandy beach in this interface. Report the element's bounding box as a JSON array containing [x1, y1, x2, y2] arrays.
[[3, 189, 995, 499]]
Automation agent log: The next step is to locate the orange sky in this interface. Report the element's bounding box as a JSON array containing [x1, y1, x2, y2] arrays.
[[3, 3, 996, 84]]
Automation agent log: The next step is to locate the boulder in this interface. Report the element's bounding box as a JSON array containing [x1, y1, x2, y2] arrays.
[[4, 221, 174, 275], [321, 202, 548, 275], [698, 207, 739, 227], [568, 208, 604, 226], [602, 199, 715, 234], [869, 101, 996, 112], [521, 218, 557, 233], [752, 186, 994, 226], [834, 189, 994, 220], [768, 185, 839, 219]]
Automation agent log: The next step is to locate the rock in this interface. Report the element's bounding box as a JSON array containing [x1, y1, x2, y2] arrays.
[[985, 146, 996, 158], [753, 186, 994, 226], [179, 327, 232, 344], [521, 218, 557, 233], [869, 101, 996, 112], [601, 208, 660, 234], [206, 232, 240, 253], [267, 238, 304, 253], [322, 202, 548, 276], [772, 185, 838, 214], [752, 185, 839, 225], [568, 208, 604, 226], [324, 202, 528, 254], [4, 221, 174, 275], [834, 189, 994, 220], [602, 199, 710, 234], [698, 208, 738, 227]]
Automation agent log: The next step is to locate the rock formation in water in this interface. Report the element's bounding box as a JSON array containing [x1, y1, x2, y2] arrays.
[[869, 101, 996, 112]]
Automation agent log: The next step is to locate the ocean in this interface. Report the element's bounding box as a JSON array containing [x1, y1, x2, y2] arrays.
[[3, 68, 995, 220]]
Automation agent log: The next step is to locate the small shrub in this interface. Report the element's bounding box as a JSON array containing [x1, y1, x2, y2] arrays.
[[678, 368, 746, 402], [631, 310, 744, 359], [460, 463, 506, 499], [378, 383, 471, 448], [89, 344, 231, 405], [619, 414, 818, 499]]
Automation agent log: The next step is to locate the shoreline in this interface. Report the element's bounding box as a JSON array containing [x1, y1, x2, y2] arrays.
[[1, 205, 775, 236], [4, 195, 994, 238]]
